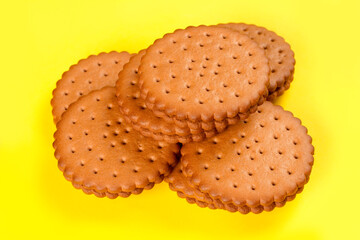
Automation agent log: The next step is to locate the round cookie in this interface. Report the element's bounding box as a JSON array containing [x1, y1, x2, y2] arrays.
[[138, 25, 269, 127], [116, 51, 216, 143], [216, 23, 295, 100], [53, 87, 179, 198], [51, 51, 133, 124], [181, 101, 314, 211]]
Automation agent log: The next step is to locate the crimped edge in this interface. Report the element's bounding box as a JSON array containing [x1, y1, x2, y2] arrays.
[[166, 171, 303, 214], [149, 86, 268, 133], [120, 106, 217, 144], [267, 68, 294, 101], [73, 180, 157, 199]]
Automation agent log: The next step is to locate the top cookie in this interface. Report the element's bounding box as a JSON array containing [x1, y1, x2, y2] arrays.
[[51, 51, 133, 124], [216, 23, 295, 98], [138, 26, 269, 122]]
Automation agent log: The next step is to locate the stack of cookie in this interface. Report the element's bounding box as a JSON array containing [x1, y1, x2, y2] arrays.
[[52, 23, 314, 213]]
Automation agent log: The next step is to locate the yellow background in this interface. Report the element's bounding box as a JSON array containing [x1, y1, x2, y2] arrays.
[[1, 0, 359, 239]]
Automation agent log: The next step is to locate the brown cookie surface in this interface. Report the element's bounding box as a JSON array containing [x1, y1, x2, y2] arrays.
[[139, 26, 269, 124], [181, 101, 314, 209], [51, 51, 133, 123], [53, 87, 179, 198], [116, 51, 216, 143], [217, 23, 295, 99]]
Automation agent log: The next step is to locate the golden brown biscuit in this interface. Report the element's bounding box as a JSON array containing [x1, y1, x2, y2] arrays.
[[138, 25, 269, 131], [181, 101, 314, 212], [53, 87, 179, 198]]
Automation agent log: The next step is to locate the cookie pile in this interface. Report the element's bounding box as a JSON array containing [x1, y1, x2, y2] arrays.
[[52, 24, 314, 214]]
